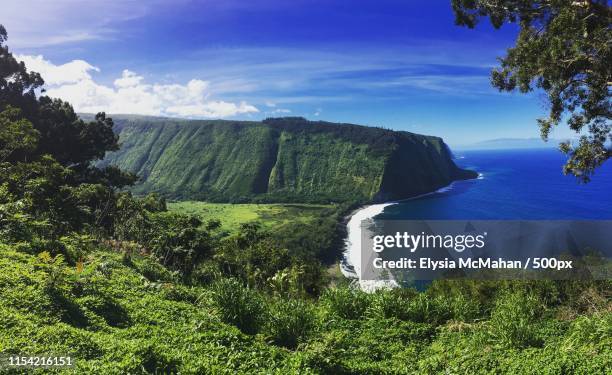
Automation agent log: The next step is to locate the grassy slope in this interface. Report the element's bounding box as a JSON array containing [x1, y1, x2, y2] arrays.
[[168, 201, 333, 234], [101, 117, 474, 203], [1, 244, 609, 374], [0, 245, 288, 374]]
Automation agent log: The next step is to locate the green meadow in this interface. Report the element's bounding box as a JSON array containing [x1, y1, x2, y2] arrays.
[[168, 201, 334, 234]]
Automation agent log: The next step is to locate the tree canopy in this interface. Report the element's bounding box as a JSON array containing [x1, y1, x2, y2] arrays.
[[451, 0, 611, 181], [0, 25, 135, 237]]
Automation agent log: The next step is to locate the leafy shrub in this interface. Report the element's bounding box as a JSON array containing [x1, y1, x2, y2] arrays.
[[215, 235, 291, 287], [60, 233, 96, 263], [141, 192, 167, 212], [320, 286, 372, 320], [147, 212, 212, 276], [112, 192, 151, 242], [269, 258, 326, 297], [0, 200, 49, 243], [370, 291, 454, 325], [369, 288, 417, 320], [191, 261, 222, 285], [137, 257, 177, 282], [264, 298, 315, 349], [293, 331, 349, 373], [447, 293, 482, 321], [112, 195, 213, 278], [161, 284, 201, 304], [210, 278, 265, 334], [78, 295, 131, 327], [563, 313, 612, 349], [36, 251, 68, 292], [488, 291, 543, 348]]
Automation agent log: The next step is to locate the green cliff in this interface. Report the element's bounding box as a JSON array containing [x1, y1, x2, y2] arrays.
[[99, 116, 476, 203]]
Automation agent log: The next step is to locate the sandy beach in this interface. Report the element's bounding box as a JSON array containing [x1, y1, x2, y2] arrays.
[[341, 182, 460, 291]]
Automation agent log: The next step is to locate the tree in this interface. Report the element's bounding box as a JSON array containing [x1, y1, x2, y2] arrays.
[[0, 25, 135, 236], [0, 24, 132, 188], [0, 25, 43, 119], [451, 0, 611, 181], [0, 107, 39, 162]]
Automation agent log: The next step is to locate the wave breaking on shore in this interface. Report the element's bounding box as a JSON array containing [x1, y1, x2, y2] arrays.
[[341, 202, 399, 292], [341, 182, 462, 291]]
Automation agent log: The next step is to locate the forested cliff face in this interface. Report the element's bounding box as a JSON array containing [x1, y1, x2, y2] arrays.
[[99, 116, 476, 203]]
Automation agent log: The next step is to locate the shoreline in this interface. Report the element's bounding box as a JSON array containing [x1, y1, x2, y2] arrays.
[[340, 181, 461, 291], [341, 201, 399, 292]]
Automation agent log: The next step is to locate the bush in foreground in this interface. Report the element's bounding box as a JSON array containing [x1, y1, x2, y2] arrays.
[[264, 298, 316, 349], [210, 278, 265, 334]]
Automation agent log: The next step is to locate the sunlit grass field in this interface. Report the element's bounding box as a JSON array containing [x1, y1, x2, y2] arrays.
[[168, 201, 334, 233]]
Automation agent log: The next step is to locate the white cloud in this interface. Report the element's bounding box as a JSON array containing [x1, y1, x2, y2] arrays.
[[17, 54, 99, 85], [17, 55, 259, 118], [113, 70, 144, 88]]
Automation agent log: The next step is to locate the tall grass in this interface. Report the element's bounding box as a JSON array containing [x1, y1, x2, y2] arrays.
[[488, 291, 543, 348], [264, 298, 316, 349], [320, 286, 372, 320], [210, 278, 265, 334]]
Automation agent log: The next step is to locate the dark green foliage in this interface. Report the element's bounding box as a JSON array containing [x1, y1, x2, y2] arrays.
[[215, 235, 290, 284], [191, 261, 223, 285], [264, 298, 315, 349], [0, 28, 136, 240], [0, 106, 38, 162], [320, 286, 373, 320], [452, 0, 611, 181], [160, 284, 201, 304], [211, 224, 327, 296], [273, 205, 345, 262], [210, 278, 265, 335], [141, 192, 167, 212], [101, 115, 476, 203], [136, 257, 176, 282], [147, 212, 212, 276], [77, 294, 130, 328], [111, 193, 214, 277]]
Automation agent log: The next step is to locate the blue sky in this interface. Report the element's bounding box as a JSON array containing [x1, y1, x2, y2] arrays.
[[2, 0, 573, 147]]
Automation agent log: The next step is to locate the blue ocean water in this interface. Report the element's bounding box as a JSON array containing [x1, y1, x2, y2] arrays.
[[378, 149, 612, 220]]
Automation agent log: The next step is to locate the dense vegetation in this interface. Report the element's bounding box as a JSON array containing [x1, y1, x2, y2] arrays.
[[99, 115, 476, 204], [1, 243, 610, 373], [168, 202, 345, 263], [1, 23, 610, 374]]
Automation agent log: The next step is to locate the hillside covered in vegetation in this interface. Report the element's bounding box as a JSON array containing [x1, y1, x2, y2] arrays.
[[2, 242, 610, 374], [99, 116, 476, 203]]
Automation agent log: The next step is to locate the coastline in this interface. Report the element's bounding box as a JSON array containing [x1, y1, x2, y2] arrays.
[[341, 201, 399, 292], [341, 181, 461, 291]]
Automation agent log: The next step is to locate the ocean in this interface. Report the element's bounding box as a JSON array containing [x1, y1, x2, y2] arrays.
[[342, 148, 612, 289], [377, 148, 612, 220]]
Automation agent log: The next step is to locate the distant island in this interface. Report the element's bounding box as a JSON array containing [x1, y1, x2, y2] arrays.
[[97, 116, 477, 203], [458, 137, 572, 151]]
